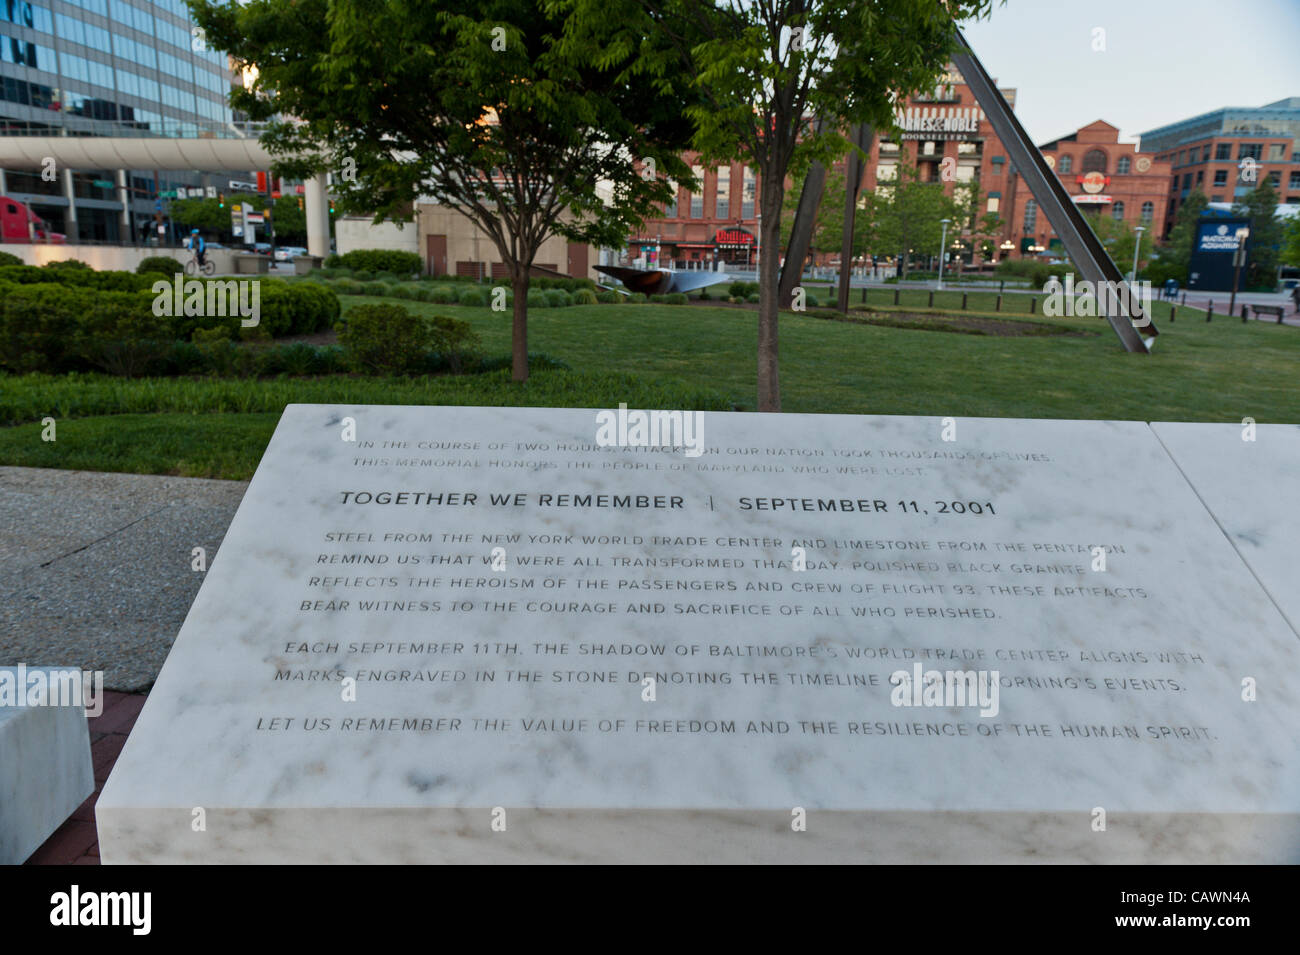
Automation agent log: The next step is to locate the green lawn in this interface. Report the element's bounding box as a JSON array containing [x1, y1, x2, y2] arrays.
[[3, 295, 1297, 479]]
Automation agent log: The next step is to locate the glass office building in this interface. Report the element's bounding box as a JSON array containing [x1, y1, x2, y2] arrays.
[[1, 0, 236, 240]]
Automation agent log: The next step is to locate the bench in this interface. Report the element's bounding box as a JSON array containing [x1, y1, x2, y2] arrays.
[[1250, 304, 1286, 323]]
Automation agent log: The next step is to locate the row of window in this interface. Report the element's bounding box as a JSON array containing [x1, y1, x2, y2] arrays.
[[1022, 199, 1153, 231], [2, 0, 52, 32], [6, 0, 224, 69], [1161, 142, 1292, 166], [669, 165, 758, 219], [1177, 168, 1296, 190], [2, 31, 53, 69], [1054, 152, 1132, 176]]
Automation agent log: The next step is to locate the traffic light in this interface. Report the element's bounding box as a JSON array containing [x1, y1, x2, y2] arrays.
[[297, 196, 304, 211], [218, 192, 224, 208]]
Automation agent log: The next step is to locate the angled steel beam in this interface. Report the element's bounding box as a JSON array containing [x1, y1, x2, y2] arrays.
[[837, 123, 874, 312], [778, 161, 827, 308], [950, 29, 1155, 352]]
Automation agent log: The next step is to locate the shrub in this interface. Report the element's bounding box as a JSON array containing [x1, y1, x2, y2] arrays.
[[544, 289, 570, 308], [572, 288, 598, 305], [324, 254, 342, 269], [428, 285, 458, 304], [338, 303, 430, 374], [746, 292, 761, 303], [803, 291, 820, 308], [375, 271, 401, 283], [664, 292, 688, 305], [595, 290, 619, 304], [41, 258, 92, 271], [457, 288, 487, 307], [729, 281, 759, 298], [360, 281, 389, 296], [137, 256, 183, 277], [389, 284, 419, 300], [333, 279, 363, 295], [0, 250, 21, 267], [426, 314, 480, 373], [526, 289, 548, 308], [351, 270, 375, 282], [628, 292, 647, 303], [336, 249, 423, 275]]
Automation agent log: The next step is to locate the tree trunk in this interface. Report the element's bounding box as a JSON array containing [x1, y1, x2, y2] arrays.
[[511, 266, 530, 382], [757, 173, 783, 412]]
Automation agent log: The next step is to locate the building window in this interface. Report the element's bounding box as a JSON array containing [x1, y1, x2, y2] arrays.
[[1117, 156, 1131, 174], [689, 164, 703, 218], [986, 196, 999, 213], [664, 181, 677, 218], [1238, 143, 1262, 160], [1057, 154, 1072, 174], [1082, 149, 1107, 174], [741, 168, 755, 219], [1269, 144, 1286, 161], [1112, 201, 1125, 221], [1023, 199, 1037, 232], [1214, 169, 1228, 186], [1141, 201, 1153, 222], [1196, 170, 1203, 185], [1177, 150, 1186, 166], [1268, 171, 1281, 188], [1290, 172, 1300, 190], [1211, 195, 1223, 203], [1215, 143, 1231, 160], [715, 166, 730, 219]]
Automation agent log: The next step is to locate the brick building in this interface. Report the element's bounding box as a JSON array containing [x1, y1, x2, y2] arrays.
[[631, 65, 1170, 270], [1002, 121, 1172, 258], [1138, 98, 1300, 238]]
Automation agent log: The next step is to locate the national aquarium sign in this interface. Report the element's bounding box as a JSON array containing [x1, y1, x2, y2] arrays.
[[1196, 220, 1249, 252], [1188, 217, 1251, 291]]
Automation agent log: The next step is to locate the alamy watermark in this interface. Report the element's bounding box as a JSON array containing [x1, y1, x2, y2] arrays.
[[0, 664, 105, 717], [151, 275, 261, 327], [1042, 275, 1151, 328], [890, 663, 1000, 717], [595, 403, 704, 458]]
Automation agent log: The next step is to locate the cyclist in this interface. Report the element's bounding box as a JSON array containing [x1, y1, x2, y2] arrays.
[[190, 229, 206, 270]]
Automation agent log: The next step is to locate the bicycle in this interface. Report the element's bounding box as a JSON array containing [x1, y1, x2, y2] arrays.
[[184, 255, 215, 276]]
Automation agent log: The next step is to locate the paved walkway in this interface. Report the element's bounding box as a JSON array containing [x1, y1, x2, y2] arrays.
[[23, 689, 146, 865], [0, 467, 248, 691]]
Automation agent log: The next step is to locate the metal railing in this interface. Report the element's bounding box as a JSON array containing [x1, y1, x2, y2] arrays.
[[0, 120, 271, 140]]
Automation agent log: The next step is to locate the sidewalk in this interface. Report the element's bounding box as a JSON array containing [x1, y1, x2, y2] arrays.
[[0, 466, 247, 692]]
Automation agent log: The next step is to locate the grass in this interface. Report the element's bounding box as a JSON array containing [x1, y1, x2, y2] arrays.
[[4, 292, 1299, 479]]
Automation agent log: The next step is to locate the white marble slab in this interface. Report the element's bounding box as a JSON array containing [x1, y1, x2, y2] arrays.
[[0, 667, 94, 864], [1152, 421, 1300, 637], [98, 406, 1300, 863]]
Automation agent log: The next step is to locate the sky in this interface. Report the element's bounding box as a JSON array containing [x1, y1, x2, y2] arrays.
[[958, 0, 1300, 146]]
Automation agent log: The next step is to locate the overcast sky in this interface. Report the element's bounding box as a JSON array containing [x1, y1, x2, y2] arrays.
[[958, 0, 1300, 147]]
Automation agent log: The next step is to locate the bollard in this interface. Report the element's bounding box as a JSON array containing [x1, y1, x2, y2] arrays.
[[995, 294, 1002, 312], [1030, 297, 1036, 314], [1169, 306, 1175, 322], [928, 290, 934, 307], [961, 293, 967, 310], [999, 280, 1004, 295], [1180, 292, 1186, 306], [1206, 302, 1213, 322], [1242, 305, 1248, 323], [893, 288, 899, 306], [861, 286, 866, 304]]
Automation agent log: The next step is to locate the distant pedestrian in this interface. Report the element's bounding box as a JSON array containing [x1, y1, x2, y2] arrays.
[[1291, 284, 1300, 314]]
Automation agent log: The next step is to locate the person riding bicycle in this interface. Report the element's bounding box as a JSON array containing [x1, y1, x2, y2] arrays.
[[191, 229, 206, 268]]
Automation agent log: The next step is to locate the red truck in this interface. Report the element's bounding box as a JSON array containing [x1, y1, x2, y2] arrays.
[[0, 196, 66, 244]]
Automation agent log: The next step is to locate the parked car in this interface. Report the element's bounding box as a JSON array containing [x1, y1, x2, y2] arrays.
[[253, 242, 273, 256], [274, 246, 307, 262], [0, 196, 66, 244]]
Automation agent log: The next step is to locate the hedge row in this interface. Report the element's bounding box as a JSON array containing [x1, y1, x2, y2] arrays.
[[324, 249, 423, 274], [0, 278, 340, 374]]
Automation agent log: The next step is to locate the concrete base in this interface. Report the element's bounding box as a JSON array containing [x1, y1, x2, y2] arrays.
[[0, 668, 94, 864]]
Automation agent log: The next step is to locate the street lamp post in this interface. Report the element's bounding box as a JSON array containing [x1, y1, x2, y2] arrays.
[[1131, 226, 1145, 284], [1229, 227, 1250, 317], [937, 218, 951, 289]]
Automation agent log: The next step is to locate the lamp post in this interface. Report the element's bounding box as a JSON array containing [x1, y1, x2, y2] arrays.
[[1229, 226, 1250, 317], [937, 218, 951, 289], [1131, 225, 1145, 284]]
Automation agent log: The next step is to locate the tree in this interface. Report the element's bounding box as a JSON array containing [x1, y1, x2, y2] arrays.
[[1282, 215, 1300, 270], [192, 0, 696, 382], [859, 161, 968, 278], [1158, 188, 1209, 283], [566, 0, 997, 411], [1083, 212, 1140, 276], [1234, 179, 1282, 289], [170, 192, 314, 244]]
